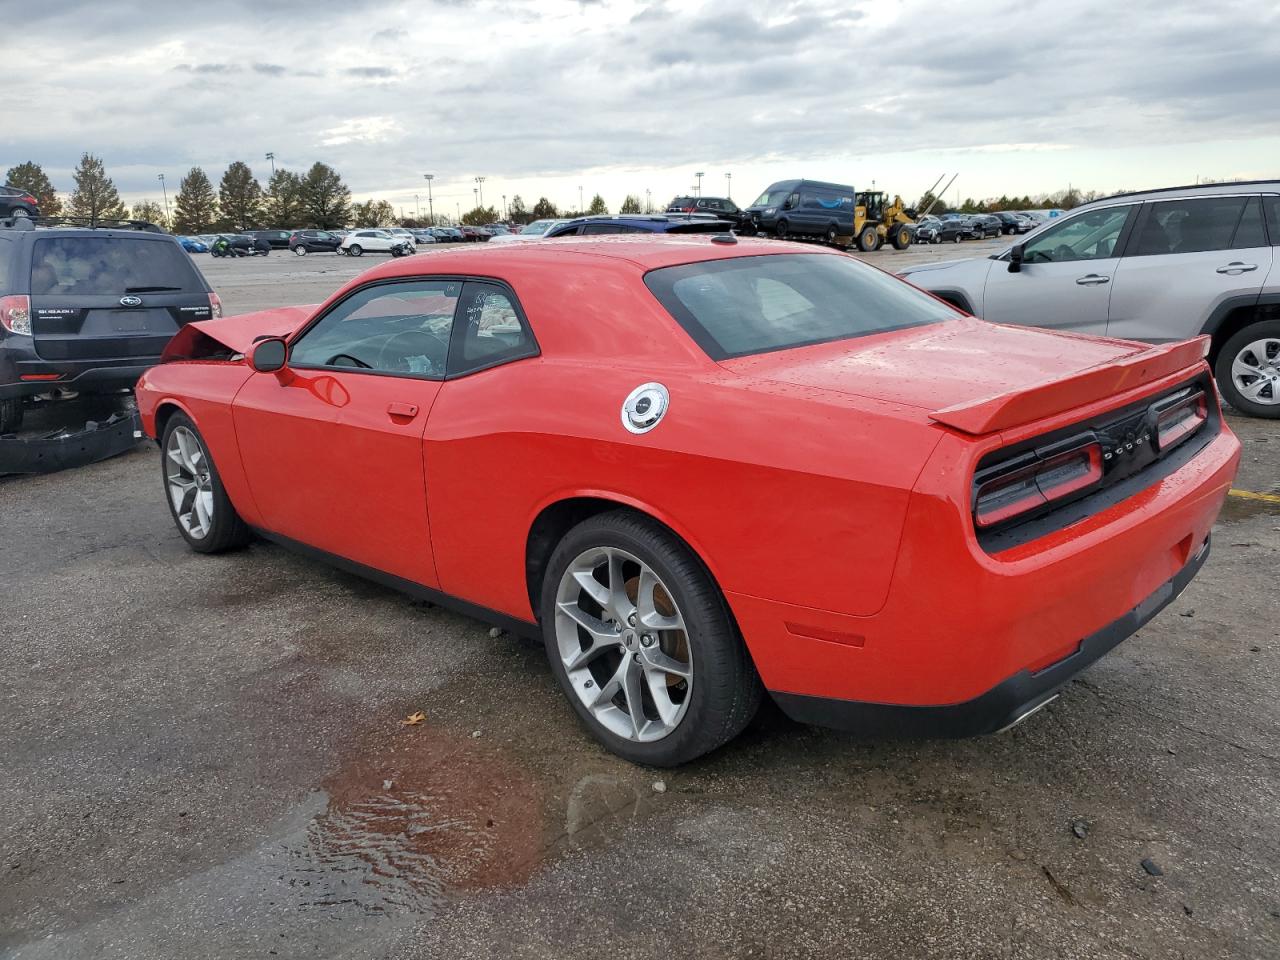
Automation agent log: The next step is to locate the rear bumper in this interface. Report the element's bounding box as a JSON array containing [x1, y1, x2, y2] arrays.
[[770, 536, 1209, 737], [0, 356, 153, 399]]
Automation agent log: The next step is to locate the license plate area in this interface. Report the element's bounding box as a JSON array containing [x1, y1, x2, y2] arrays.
[[110, 312, 150, 332]]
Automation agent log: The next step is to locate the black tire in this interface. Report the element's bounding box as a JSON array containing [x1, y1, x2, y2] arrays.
[[11, 207, 31, 219], [292, 245, 307, 256], [0, 397, 24, 433], [825, 223, 843, 248], [160, 412, 252, 553], [891, 224, 911, 250], [775, 220, 788, 239], [540, 510, 763, 767], [953, 234, 962, 243], [348, 244, 363, 256], [1214, 319, 1280, 419], [856, 224, 879, 252]]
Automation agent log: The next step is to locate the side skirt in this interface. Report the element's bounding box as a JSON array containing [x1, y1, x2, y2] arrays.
[[250, 527, 542, 640]]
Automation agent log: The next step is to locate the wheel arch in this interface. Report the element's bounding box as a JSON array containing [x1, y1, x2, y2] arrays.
[[1200, 294, 1280, 366], [524, 493, 727, 624], [152, 398, 197, 444], [927, 288, 977, 315]]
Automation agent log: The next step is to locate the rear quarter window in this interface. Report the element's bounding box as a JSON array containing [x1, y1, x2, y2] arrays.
[[29, 236, 203, 297], [0, 237, 13, 291], [645, 253, 957, 359]]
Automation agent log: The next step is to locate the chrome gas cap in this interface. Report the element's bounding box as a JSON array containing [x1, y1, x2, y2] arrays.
[[621, 382, 669, 434]]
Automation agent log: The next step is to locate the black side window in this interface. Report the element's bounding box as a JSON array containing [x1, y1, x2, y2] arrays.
[[1232, 198, 1266, 249], [582, 223, 642, 235], [447, 282, 537, 377], [1132, 196, 1247, 256], [1264, 197, 1280, 245]]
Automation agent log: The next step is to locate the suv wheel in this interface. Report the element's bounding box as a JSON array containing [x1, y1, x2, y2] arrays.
[[10, 207, 31, 219], [0, 398, 24, 433], [347, 244, 363, 256], [540, 510, 763, 766], [292, 245, 307, 256], [1215, 320, 1280, 418]]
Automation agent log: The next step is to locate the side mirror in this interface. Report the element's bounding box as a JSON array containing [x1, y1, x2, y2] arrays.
[[250, 337, 288, 374], [1008, 243, 1025, 273]]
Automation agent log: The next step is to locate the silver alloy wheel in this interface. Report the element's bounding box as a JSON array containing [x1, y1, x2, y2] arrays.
[[165, 426, 215, 539], [554, 546, 693, 742], [293, 245, 307, 256], [1231, 337, 1280, 405]]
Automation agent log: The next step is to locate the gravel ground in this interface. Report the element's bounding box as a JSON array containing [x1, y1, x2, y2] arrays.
[[1, 237, 1277, 960]]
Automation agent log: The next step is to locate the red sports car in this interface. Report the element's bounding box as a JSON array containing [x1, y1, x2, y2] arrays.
[[136, 236, 1241, 766]]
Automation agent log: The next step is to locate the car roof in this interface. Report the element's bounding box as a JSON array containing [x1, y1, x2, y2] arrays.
[[1082, 179, 1280, 207]]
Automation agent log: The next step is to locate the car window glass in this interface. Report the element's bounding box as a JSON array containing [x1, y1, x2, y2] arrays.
[[1132, 196, 1247, 256], [1263, 197, 1280, 245], [1231, 197, 1266, 249], [449, 283, 537, 375], [1023, 205, 1132, 263], [582, 223, 640, 235], [646, 253, 955, 360], [29, 237, 201, 296], [289, 280, 461, 378]]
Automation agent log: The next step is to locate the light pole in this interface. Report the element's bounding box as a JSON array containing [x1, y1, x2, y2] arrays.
[[475, 176, 485, 209], [456, 201, 461, 222], [265, 152, 275, 175], [473, 187, 478, 211], [423, 174, 435, 225], [725, 172, 731, 198], [502, 194, 507, 220], [415, 194, 420, 219], [645, 188, 651, 213], [695, 171, 704, 196], [578, 185, 583, 214], [157, 173, 170, 229]]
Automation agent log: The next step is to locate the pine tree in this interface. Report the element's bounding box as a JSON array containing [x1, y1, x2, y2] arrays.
[[619, 194, 642, 214], [218, 161, 263, 229], [3, 161, 61, 216], [172, 167, 219, 233], [300, 162, 351, 229], [67, 153, 126, 222], [587, 193, 608, 216], [264, 169, 305, 228]]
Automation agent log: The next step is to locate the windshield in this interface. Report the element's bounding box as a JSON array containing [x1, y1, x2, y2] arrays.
[[645, 253, 955, 360], [751, 186, 793, 208]]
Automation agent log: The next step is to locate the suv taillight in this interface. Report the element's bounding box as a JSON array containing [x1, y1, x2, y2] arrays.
[[208, 292, 223, 319], [0, 295, 32, 335], [974, 442, 1103, 529]]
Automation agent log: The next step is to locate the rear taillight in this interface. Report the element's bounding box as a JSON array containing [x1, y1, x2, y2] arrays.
[[0, 295, 31, 335], [974, 442, 1103, 529], [208, 292, 223, 319], [1155, 390, 1207, 452], [22, 195, 37, 206]]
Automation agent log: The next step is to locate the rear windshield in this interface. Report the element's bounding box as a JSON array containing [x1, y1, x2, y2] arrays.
[[30, 236, 202, 297], [644, 253, 955, 360]]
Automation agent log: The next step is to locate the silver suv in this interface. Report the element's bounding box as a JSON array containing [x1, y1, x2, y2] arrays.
[[899, 181, 1280, 417]]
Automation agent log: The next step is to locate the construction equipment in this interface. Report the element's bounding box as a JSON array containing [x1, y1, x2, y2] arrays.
[[843, 174, 958, 252]]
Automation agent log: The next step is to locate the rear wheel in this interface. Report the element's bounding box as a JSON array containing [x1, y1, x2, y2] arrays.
[[857, 224, 879, 252], [540, 510, 762, 766], [775, 220, 788, 239], [10, 207, 31, 219], [1215, 320, 1280, 418], [292, 245, 307, 256], [0, 397, 24, 433], [891, 224, 911, 250], [161, 413, 252, 553], [348, 244, 363, 256]]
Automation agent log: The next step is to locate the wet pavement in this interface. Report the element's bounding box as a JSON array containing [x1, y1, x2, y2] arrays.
[[1, 252, 1277, 959]]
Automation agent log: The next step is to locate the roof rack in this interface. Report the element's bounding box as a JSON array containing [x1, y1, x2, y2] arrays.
[[1083, 178, 1280, 207], [0, 215, 167, 233]]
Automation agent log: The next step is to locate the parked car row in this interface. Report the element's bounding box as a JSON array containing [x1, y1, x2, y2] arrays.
[[912, 212, 1040, 244]]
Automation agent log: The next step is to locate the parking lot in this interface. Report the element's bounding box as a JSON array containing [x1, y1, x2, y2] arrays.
[[2, 239, 1278, 960]]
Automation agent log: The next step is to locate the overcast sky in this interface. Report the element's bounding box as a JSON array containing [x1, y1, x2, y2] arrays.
[[3, 0, 1277, 215]]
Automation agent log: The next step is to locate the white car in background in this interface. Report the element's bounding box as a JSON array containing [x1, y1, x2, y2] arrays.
[[338, 229, 413, 257], [487, 219, 570, 244]]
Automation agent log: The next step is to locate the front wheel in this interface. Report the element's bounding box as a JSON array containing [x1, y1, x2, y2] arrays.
[[161, 413, 252, 553], [292, 245, 307, 256], [775, 220, 788, 240], [1215, 320, 1280, 418], [891, 224, 911, 250], [347, 244, 363, 256], [540, 510, 762, 767], [856, 224, 879, 252]]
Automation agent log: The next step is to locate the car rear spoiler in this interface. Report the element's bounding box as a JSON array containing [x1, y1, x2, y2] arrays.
[[929, 336, 1211, 435], [161, 306, 316, 362]]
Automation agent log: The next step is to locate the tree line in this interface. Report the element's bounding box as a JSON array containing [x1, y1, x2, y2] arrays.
[[914, 186, 1124, 216], [3, 155, 354, 232]]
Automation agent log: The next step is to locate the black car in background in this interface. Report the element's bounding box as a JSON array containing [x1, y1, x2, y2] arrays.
[[242, 229, 292, 249], [0, 186, 40, 220], [993, 211, 1032, 234], [0, 218, 219, 432], [969, 214, 1002, 238], [287, 229, 342, 255], [934, 218, 984, 243], [666, 196, 749, 230], [543, 214, 735, 237]]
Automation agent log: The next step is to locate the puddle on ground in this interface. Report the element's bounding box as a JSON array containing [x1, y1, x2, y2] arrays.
[[284, 725, 546, 916], [1218, 494, 1280, 523]]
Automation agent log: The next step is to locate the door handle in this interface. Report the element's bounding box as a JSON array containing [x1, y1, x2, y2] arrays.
[[1076, 274, 1110, 285], [387, 401, 420, 420], [1216, 262, 1258, 274]]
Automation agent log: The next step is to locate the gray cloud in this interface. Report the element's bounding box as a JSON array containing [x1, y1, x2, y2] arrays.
[[251, 62, 287, 76], [344, 66, 397, 78]]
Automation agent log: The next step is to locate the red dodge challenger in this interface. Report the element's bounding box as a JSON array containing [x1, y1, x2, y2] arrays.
[[136, 236, 1241, 766]]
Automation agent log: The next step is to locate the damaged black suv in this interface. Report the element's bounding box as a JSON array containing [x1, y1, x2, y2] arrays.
[[0, 218, 221, 432]]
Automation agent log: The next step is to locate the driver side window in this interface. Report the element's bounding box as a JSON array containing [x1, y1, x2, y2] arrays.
[[289, 279, 461, 378], [1023, 205, 1134, 263]]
